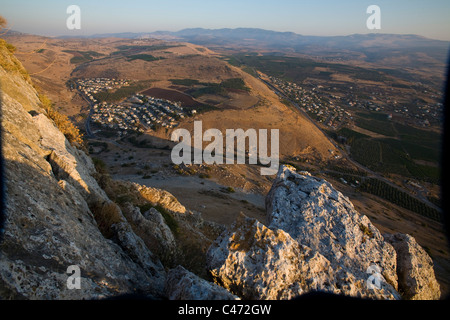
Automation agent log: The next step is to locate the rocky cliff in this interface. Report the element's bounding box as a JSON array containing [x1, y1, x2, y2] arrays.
[[1, 43, 167, 298], [0, 40, 441, 300]]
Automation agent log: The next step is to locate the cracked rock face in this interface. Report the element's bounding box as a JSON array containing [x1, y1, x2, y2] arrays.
[[0, 63, 166, 299], [207, 166, 440, 300], [206, 214, 338, 299], [265, 166, 400, 299], [385, 233, 440, 300], [121, 203, 177, 256]]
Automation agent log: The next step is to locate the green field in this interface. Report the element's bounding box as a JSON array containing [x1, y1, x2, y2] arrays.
[[115, 44, 182, 52], [170, 78, 250, 98], [227, 54, 389, 83], [92, 80, 153, 103], [63, 50, 104, 64], [170, 79, 201, 86], [126, 54, 164, 62], [359, 178, 442, 221], [355, 118, 396, 137], [335, 126, 441, 183]]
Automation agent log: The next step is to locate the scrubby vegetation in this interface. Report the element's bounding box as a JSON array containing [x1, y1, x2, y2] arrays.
[[38, 93, 84, 146], [359, 223, 374, 238], [170, 77, 250, 98], [62, 50, 104, 64], [127, 54, 165, 62], [89, 201, 123, 239], [0, 38, 32, 84]]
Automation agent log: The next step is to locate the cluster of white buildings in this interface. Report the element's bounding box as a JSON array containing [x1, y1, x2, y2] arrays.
[[90, 94, 187, 136], [269, 76, 352, 129], [268, 75, 443, 128], [74, 78, 130, 103], [72, 78, 190, 136]]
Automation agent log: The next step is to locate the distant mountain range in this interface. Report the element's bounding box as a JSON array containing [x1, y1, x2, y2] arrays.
[[63, 28, 444, 47], [57, 28, 450, 64], [164, 28, 449, 49], [8, 27, 448, 67], [56, 27, 449, 49]]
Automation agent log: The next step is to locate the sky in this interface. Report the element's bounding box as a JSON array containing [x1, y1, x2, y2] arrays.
[[1, 0, 450, 40]]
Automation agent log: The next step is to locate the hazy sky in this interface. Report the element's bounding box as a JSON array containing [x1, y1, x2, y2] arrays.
[[1, 0, 450, 40]]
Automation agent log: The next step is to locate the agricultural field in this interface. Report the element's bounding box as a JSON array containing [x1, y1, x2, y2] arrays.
[[62, 50, 104, 64], [336, 124, 441, 184]]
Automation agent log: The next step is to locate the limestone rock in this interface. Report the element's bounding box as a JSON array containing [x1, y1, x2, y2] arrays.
[[165, 265, 238, 300], [385, 233, 441, 300], [207, 214, 338, 300], [0, 59, 166, 299], [111, 222, 166, 289], [135, 183, 186, 214], [265, 166, 400, 299], [120, 203, 177, 256], [32, 113, 108, 204]]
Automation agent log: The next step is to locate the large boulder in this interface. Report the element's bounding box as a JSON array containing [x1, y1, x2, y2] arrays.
[[207, 166, 406, 300], [121, 203, 177, 256], [265, 166, 400, 299], [385, 233, 441, 300], [207, 214, 339, 300]]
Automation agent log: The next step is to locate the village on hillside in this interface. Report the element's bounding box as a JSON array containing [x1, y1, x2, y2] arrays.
[[268, 75, 442, 129], [73, 78, 191, 136]]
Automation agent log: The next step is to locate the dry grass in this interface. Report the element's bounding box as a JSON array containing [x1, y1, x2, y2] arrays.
[[38, 93, 84, 146], [89, 201, 123, 238], [0, 38, 31, 83]]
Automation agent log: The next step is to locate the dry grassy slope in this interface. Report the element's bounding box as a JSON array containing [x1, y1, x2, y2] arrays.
[[175, 63, 336, 160], [3, 35, 86, 117], [0, 39, 40, 112], [65, 38, 238, 82]]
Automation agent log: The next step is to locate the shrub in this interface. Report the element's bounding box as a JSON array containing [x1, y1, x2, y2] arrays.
[[226, 186, 236, 193], [92, 157, 107, 174], [38, 94, 84, 146], [155, 205, 179, 236], [359, 223, 374, 238], [0, 38, 31, 83]]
